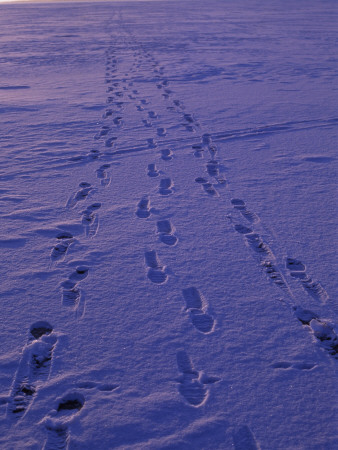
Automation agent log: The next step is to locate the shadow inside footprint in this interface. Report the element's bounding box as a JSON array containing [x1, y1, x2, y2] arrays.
[[159, 178, 173, 195], [30, 322, 53, 341], [232, 425, 259, 450], [44, 393, 85, 450], [145, 250, 168, 284], [161, 149, 173, 161], [157, 219, 178, 246], [190, 310, 215, 334], [57, 394, 84, 413]]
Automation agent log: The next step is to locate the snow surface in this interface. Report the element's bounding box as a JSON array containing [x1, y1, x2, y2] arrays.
[[0, 1, 337, 449]]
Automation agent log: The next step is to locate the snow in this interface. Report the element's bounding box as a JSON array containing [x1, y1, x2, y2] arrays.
[[0, 0, 337, 449]]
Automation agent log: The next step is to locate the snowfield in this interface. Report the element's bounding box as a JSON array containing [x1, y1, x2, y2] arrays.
[[0, 1, 337, 449]]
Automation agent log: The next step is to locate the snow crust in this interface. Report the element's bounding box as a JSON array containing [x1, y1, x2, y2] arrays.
[[0, 1, 337, 448]]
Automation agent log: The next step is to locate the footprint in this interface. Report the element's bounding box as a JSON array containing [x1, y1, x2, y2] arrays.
[[69, 266, 89, 282], [61, 280, 80, 310], [96, 164, 111, 187], [192, 144, 204, 158], [82, 203, 101, 238], [286, 258, 306, 272], [202, 133, 212, 145], [182, 287, 204, 310], [156, 219, 178, 246], [66, 183, 93, 209], [183, 113, 194, 123], [57, 393, 84, 414], [94, 126, 110, 140], [206, 160, 219, 177], [182, 287, 215, 334], [136, 196, 151, 219], [176, 351, 206, 407], [245, 233, 271, 255], [286, 257, 328, 303], [293, 306, 338, 358], [87, 149, 100, 160], [77, 381, 119, 392], [176, 351, 198, 376], [293, 306, 318, 325], [144, 250, 168, 284], [232, 425, 260, 450], [105, 136, 117, 148], [195, 177, 208, 184], [44, 393, 84, 450], [261, 261, 286, 287], [157, 127, 166, 137], [231, 199, 259, 223], [309, 319, 337, 356], [159, 178, 173, 195], [136, 105, 144, 111], [208, 144, 218, 159], [8, 323, 57, 418], [147, 163, 159, 178], [113, 116, 123, 126], [176, 351, 218, 407], [202, 182, 218, 196], [61, 266, 89, 311], [161, 148, 173, 161], [142, 119, 152, 128], [234, 224, 253, 235], [148, 111, 157, 119], [234, 224, 284, 285], [271, 361, 316, 370], [50, 232, 74, 264], [147, 138, 157, 148], [103, 109, 113, 118], [30, 321, 53, 341]]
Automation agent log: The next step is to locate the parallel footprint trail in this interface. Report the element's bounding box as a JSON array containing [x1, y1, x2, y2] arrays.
[[182, 287, 215, 334]]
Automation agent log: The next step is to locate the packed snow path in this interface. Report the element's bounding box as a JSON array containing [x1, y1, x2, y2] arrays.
[[0, 1, 337, 449]]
